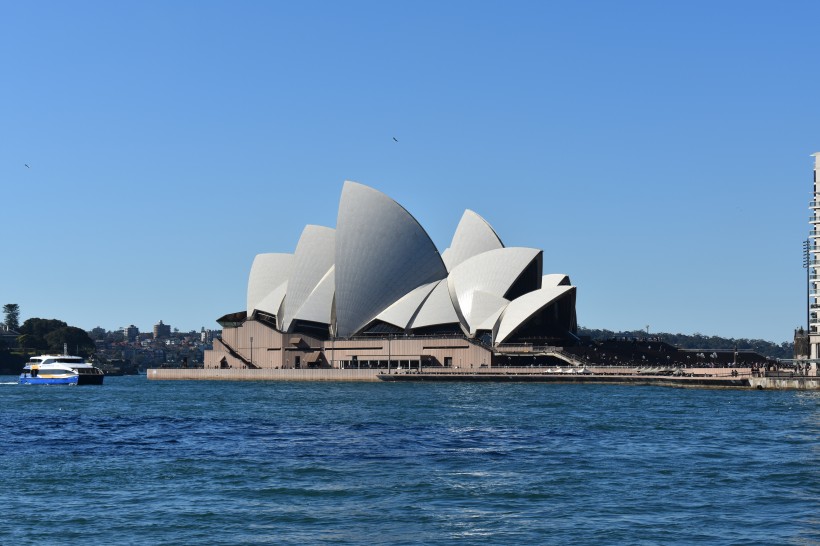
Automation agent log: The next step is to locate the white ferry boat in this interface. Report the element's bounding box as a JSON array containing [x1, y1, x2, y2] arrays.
[[19, 354, 105, 385], [19, 362, 79, 386]]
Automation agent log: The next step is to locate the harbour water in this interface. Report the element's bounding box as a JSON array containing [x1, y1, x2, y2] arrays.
[[2, 377, 818, 545]]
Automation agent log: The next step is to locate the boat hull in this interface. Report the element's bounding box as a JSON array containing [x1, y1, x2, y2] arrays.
[[76, 373, 104, 386], [19, 375, 79, 386]]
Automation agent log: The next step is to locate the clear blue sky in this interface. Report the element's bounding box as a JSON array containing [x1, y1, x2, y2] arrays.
[[2, 1, 818, 343]]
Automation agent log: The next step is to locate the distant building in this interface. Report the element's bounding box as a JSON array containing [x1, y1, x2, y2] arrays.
[[123, 325, 140, 342], [0, 324, 19, 349], [153, 320, 171, 340]]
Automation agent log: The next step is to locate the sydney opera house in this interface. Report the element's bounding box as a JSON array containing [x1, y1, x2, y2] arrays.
[[204, 181, 578, 370]]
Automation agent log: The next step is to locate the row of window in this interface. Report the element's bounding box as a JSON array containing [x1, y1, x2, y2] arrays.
[[340, 360, 422, 369]]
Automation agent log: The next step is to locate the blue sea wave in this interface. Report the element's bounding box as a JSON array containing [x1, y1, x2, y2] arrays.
[[0, 377, 817, 545]]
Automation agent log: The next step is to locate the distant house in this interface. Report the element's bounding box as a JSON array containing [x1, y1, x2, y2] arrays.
[[0, 324, 20, 349]]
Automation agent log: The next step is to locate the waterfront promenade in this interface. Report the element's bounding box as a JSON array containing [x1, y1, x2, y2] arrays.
[[147, 366, 820, 389]]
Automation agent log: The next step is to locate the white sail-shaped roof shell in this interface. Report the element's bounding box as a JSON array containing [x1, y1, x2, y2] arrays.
[[281, 225, 335, 331], [409, 279, 461, 329], [254, 281, 288, 321], [376, 281, 438, 330], [293, 266, 335, 325], [495, 285, 575, 344], [334, 181, 447, 337], [247, 253, 293, 316], [440, 248, 453, 269], [443, 210, 504, 271], [473, 295, 510, 332], [236, 181, 578, 346], [460, 291, 510, 336], [447, 247, 541, 334], [542, 274, 571, 287]]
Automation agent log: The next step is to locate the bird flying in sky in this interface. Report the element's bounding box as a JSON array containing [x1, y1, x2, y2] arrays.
[[24, 164, 29, 168], [393, 137, 398, 142]]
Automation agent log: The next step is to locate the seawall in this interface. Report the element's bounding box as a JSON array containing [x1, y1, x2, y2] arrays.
[[749, 376, 820, 390], [148, 368, 382, 381], [376, 373, 752, 388], [147, 367, 820, 389]]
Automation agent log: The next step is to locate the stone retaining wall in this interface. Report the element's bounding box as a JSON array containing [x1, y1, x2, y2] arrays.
[[146, 367, 820, 389], [148, 368, 381, 381], [750, 376, 820, 390]]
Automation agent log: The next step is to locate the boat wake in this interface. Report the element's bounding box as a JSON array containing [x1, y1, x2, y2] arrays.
[[0, 381, 18, 385]]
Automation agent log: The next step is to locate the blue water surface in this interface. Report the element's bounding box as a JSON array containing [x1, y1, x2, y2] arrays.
[[1, 377, 817, 545]]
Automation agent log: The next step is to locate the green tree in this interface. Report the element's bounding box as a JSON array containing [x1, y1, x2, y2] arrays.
[[45, 327, 95, 357], [3, 304, 20, 330], [18, 318, 68, 350], [16, 334, 31, 356], [577, 327, 793, 359]]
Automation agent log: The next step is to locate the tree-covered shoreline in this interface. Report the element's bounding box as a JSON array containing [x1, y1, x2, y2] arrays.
[[578, 327, 793, 360], [1, 304, 96, 374]]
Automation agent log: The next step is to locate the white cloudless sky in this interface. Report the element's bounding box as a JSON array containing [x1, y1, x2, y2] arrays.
[[2, 1, 818, 343]]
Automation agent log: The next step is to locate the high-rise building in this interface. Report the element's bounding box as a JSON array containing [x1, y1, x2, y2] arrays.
[[153, 320, 171, 340], [123, 325, 139, 342], [808, 153, 820, 358]]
